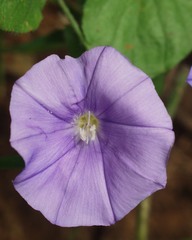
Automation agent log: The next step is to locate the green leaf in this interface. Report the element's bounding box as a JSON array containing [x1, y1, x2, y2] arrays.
[[0, 0, 46, 33], [82, 0, 192, 79]]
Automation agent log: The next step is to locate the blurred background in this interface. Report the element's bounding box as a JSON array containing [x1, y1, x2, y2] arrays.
[[0, 1, 192, 239]]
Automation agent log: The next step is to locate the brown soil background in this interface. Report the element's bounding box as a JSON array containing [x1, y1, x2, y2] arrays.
[[0, 3, 192, 240]]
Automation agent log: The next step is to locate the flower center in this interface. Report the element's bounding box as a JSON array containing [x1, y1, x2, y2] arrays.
[[77, 111, 98, 144]]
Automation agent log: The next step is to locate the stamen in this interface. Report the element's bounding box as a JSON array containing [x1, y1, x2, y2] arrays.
[[77, 111, 98, 144], [87, 111, 91, 126]]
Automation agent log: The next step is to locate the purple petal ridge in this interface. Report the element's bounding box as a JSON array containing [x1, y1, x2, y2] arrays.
[[10, 46, 175, 226]]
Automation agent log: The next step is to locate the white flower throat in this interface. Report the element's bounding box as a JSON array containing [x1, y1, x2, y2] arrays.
[[77, 111, 98, 144]]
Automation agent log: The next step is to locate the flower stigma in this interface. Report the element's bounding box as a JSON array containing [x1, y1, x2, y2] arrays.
[[77, 111, 99, 144]]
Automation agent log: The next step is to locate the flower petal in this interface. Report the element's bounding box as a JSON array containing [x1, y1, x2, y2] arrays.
[[10, 83, 72, 141], [10, 82, 76, 165], [98, 78, 172, 129], [99, 121, 174, 186], [14, 140, 115, 226], [99, 141, 163, 221], [80, 46, 149, 114], [187, 67, 192, 86], [13, 54, 86, 120]]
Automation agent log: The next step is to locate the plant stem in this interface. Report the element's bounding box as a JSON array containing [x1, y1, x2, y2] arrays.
[[166, 66, 189, 118], [136, 197, 151, 240], [57, 0, 89, 49]]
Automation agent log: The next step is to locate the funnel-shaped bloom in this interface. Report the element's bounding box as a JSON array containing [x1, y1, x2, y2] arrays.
[[10, 47, 174, 227], [187, 67, 192, 86]]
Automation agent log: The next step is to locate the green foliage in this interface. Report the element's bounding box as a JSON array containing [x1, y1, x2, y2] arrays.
[[0, 0, 46, 33], [82, 0, 192, 79]]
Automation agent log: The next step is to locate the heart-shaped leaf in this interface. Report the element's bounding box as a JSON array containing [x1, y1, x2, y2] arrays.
[[0, 0, 46, 33], [82, 0, 192, 78]]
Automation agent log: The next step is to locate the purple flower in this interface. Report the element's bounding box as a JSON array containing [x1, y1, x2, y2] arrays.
[[10, 46, 174, 227], [187, 67, 192, 86]]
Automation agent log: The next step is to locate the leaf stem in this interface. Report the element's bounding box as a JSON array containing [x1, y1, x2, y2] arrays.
[[57, 0, 89, 49]]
